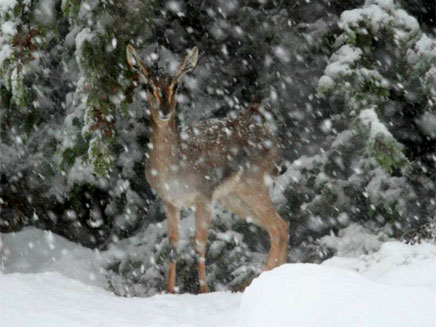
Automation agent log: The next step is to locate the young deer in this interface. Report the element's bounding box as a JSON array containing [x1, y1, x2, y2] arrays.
[[126, 44, 289, 293]]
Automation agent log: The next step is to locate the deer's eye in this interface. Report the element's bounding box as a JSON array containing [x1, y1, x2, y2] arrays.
[[173, 83, 178, 92], [146, 84, 153, 93]]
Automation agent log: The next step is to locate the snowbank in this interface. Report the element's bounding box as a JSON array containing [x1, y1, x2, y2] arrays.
[[324, 241, 436, 288], [0, 227, 107, 287], [240, 263, 436, 327], [0, 272, 240, 327], [1, 228, 436, 326]]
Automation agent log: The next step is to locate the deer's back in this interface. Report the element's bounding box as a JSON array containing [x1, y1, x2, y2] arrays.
[[177, 116, 280, 197]]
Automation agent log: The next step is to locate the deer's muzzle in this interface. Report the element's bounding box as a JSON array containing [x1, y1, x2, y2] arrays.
[[158, 104, 171, 120]]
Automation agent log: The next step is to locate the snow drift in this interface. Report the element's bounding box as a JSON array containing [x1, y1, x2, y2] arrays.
[[240, 263, 436, 327], [2, 228, 436, 326]]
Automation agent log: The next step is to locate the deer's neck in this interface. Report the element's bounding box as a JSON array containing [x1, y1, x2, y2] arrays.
[[148, 118, 178, 172]]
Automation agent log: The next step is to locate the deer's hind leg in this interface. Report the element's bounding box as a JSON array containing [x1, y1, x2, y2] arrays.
[[232, 182, 289, 270]]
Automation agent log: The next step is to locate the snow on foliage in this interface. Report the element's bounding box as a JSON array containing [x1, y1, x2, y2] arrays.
[[319, 223, 387, 256], [0, 0, 17, 12], [320, 0, 432, 112], [358, 108, 409, 174], [359, 108, 393, 139], [306, 0, 435, 239], [74, 28, 95, 66], [339, 0, 419, 43]]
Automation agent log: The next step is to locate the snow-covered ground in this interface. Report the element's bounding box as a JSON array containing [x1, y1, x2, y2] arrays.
[[0, 272, 240, 327], [1, 227, 436, 327]]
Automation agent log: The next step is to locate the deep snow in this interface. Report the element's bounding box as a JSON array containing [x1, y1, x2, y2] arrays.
[[1, 228, 436, 327], [0, 272, 240, 327]]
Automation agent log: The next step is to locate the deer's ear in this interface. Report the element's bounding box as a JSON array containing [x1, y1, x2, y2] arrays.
[[174, 46, 198, 82], [126, 44, 151, 80]]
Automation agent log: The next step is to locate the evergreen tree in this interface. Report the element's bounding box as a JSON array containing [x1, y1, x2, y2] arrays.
[[280, 0, 436, 258], [1, 0, 160, 244]]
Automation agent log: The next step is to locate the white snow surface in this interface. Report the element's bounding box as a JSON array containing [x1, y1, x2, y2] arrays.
[[241, 263, 436, 327], [0, 272, 240, 327], [0, 228, 106, 287], [1, 228, 436, 327]]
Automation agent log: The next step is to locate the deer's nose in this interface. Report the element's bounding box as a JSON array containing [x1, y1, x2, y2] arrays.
[[159, 105, 171, 120]]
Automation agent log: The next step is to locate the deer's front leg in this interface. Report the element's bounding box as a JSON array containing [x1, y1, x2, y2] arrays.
[[194, 199, 212, 293], [164, 201, 180, 294]]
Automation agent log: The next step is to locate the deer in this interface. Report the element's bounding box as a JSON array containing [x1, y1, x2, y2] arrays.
[[126, 44, 289, 294]]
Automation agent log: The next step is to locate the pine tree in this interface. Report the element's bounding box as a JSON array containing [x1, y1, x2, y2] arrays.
[[1, 1, 160, 243], [279, 0, 436, 253], [1, 0, 69, 231]]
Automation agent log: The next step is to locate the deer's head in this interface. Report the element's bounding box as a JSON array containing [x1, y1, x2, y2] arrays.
[[126, 44, 198, 123]]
